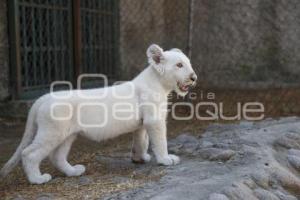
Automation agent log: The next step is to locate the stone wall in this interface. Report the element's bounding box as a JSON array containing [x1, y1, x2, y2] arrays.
[[0, 0, 9, 100], [192, 0, 300, 88], [120, 0, 300, 88], [119, 0, 189, 79]]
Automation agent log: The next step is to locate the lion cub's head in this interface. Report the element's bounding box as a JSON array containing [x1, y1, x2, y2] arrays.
[[147, 44, 197, 96]]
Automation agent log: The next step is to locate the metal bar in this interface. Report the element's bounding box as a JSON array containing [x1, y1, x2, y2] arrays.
[[107, 0, 112, 77], [31, 6, 37, 86], [53, 9, 58, 80], [100, 0, 105, 75], [96, 6, 100, 74], [88, 7, 92, 73], [92, 4, 96, 73], [103, 0, 107, 75], [38, 8, 45, 85], [68, 0, 74, 82], [8, 0, 22, 99], [113, 0, 120, 79], [110, 0, 116, 77], [46, 5, 51, 83], [187, 0, 195, 59], [21, 5, 29, 87], [84, 2, 87, 73], [86, 10, 90, 73], [60, 9, 65, 80], [89, 10, 93, 73], [107, 0, 111, 76], [94, 6, 98, 74], [95, 0, 99, 10], [73, 0, 82, 84], [88, 7, 91, 73], [81, 10, 86, 73], [105, 0, 109, 75]]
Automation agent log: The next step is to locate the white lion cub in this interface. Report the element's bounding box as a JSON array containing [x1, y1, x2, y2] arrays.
[[0, 44, 197, 184]]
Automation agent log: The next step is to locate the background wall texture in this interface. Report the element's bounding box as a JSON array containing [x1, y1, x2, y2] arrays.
[[192, 0, 300, 88], [0, 0, 299, 101], [0, 0, 9, 100], [120, 0, 300, 88]]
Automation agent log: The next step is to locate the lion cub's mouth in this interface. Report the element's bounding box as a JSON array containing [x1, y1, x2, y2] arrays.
[[177, 82, 191, 92]]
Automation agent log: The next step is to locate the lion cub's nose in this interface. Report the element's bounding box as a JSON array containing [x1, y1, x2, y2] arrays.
[[190, 73, 197, 82]]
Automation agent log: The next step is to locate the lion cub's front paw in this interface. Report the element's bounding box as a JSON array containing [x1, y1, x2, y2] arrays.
[[157, 154, 180, 166]]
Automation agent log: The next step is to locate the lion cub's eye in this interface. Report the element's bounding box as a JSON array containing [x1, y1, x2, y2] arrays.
[[176, 63, 183, 68]]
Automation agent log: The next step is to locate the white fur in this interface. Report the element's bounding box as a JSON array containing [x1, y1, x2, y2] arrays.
[[0, 44, 197, 184]]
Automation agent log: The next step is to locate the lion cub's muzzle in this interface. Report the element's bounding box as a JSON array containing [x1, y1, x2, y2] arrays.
[[190, 73, 197, 83], [188, 73, 198, 88], [177, 73, 197, 92]]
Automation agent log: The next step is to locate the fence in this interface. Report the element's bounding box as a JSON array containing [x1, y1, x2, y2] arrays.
[[7, 0, 300, 117], [9, 0, 119, 99]]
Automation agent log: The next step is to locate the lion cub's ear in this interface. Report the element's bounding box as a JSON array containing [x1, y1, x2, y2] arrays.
[[147, 44, 165, 75]]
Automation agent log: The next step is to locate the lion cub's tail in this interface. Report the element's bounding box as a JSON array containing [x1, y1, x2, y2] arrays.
[[0, 100, 40, 178]]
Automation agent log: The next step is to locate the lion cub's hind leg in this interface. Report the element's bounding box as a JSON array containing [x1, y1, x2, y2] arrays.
[[50, 134, 86, 177], [22, 143, 53, 184], [22, 129, 64, 184]]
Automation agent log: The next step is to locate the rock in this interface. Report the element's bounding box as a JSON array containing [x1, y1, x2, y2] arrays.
[[96, 156, 136, 170], [273, 191, 297, 200], [243, 178, 256, 189], [201, 141, 214, 148], [275, 133, 300, 149], [78, 176, 93, 186], [253, 189, 280, 200], [223, 182, 258, 200], [209, 150, 235, 161], [239, 121, 254, 129], [271, 167, 300, 192], [209, 193, 229, 200], [288, 149, 300, 157], [198, 148, 235, 161], [287, 155, 300, 170], [103, 118, 300, 200], [36, 193, 54, 200], [213, 142, 232, 149], [287, 149, 300, 170], [173, 134, 199, 144], [251, 171, 270, 189], [168, 143, 183, 154], [169, 134, 199, 154]]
